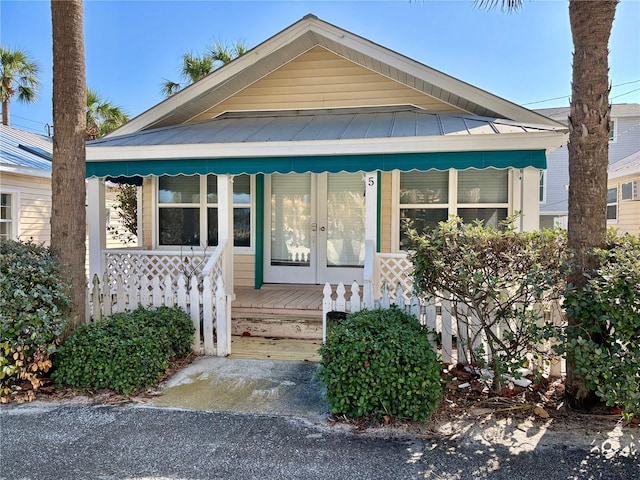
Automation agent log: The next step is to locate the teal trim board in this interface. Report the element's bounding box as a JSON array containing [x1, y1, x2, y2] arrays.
[[86, 150, 547, 178], [254, 175, 264, 289]]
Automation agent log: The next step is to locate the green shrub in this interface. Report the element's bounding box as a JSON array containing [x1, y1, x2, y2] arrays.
[[0, 239, 70, 401], [318, 308, 443, 422], [563, 233, 640, 419], [407, 216, 568, 392], [53, 306, 194, 394]]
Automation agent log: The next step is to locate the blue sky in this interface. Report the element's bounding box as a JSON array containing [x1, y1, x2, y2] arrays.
[[2, 0, 639, 134]]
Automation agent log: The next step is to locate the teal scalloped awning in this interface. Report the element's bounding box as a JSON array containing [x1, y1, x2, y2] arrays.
[[86, 150, 546, 178]]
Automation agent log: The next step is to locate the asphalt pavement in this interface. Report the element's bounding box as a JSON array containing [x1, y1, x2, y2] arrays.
[[1, 357, 638, 479]]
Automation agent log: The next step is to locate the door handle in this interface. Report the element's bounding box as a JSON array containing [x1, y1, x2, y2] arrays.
[[320, 226, 325, 231]]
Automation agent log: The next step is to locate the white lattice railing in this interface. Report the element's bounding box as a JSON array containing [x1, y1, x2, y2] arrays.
[[377, 252, 413, 300], [104, 249, 212, 289]]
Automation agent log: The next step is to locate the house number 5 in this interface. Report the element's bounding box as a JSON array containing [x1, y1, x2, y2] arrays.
[[367, 177, 375, 186]]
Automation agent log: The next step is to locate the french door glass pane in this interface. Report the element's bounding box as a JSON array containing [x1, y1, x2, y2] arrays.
[[159, 175, 200, 204], [159, 208, 199, 245], [458, 169, 508, 203], [400, 171, 448, 204], [271, 173, 311, 266], [400, 208, 448, 249], [327, 173, 365, 267]]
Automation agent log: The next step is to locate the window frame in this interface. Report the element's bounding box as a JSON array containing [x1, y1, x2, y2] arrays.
[[154, 174, 254, 253], [539, 169, 547, 204], [394, 168, 511, 251], [0, 190, 19, 241], [606, 186, 618, 223], [609, 119, 617, 143]]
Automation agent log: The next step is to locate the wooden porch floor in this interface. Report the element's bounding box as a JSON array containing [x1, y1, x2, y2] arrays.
[[233, 284, 324, 311]]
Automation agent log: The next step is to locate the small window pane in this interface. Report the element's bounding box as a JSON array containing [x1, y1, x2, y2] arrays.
[[607, 187, 617, 203], [207, 208, 218, 246], [234, 207, 251, 247], [400, 208, 448, 249], [400, 171, 448, 204], [159, 176, 200, 204], [458, 208, 508, 228], [207, 175, 218, 203], [159, 208, 199, 245], [233, 175, 251, 204], [606, 205, 617, 220], [458, 169, 508, 204]]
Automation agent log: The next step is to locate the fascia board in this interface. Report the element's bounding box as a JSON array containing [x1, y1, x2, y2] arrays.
[[87, 131, 566, 162], [0, 164, 52, 178]]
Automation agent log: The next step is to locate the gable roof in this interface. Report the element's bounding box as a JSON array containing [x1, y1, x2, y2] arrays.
[[0, 125, 52, 177], [111, 14, 562, 136]]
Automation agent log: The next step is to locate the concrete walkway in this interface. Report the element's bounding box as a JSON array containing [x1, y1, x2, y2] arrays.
[[150, 356, 329, 419]]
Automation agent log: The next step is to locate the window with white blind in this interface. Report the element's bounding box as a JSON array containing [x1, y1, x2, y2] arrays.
[[399, 168, 509, 249], [157, 174, 252, 248]]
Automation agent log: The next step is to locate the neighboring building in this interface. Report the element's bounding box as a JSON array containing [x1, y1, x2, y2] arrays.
[[0, 124, 53, 244], [0, 124, 138, 250], [607, 151, 640, 236], [537, 103, 640, 229]]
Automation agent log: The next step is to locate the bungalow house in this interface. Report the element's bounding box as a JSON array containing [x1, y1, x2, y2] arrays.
[[85, 15, 567, 355], [0, 124, 53, 244]]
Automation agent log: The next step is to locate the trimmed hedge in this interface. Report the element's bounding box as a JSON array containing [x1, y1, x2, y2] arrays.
[[318, 308, 443, 422], [53, 306, 194, 394]]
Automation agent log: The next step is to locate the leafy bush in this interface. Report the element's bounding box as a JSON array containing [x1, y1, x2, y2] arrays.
[[53, 306, 194, 394], [0, 239, 70, 401], [407, 216, 568, 392], [563, 233, 640, 419], [318, 308, 442, 421]]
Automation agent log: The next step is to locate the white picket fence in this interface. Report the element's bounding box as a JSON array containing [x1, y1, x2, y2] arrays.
[[322, 281, 565, 376], [87, 242, 231, 356]]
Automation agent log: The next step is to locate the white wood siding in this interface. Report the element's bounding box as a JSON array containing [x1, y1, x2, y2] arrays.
[[234, 254, 255, 288], [0, 172, 51, 244], [191, 46, 463, 122]]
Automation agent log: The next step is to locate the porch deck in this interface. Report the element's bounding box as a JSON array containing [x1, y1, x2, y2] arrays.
[[231, 285, 325, 340]]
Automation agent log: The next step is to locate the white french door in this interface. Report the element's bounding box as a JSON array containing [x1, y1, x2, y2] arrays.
[[264, 172, 365, 284]]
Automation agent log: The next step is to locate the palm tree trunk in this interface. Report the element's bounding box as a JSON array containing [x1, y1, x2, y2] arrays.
[[565, 0, 617, 409], [2, 99, 9, 125], [51, 0, 87, 330]]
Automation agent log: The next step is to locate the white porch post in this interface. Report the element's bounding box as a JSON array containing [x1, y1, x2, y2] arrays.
[[512, 167, 540, 232], [87, 177, 106, 281], [217, 174, 234, 356], [363, 171, 378, 308]]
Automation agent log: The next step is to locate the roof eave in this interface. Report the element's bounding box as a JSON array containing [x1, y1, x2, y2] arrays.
[[87, 131, 566, 162]]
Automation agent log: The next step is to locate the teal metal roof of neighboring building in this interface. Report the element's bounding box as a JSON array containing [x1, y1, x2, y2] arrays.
[[89, 106, 564, 148]]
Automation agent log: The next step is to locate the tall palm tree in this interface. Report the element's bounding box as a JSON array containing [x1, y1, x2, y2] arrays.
[[0, 46, 40, 126], [51, 0, 87, 329], [161, 40, 248, 97], [86, 88, 129, 139], [478, 0, 618, 408]]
